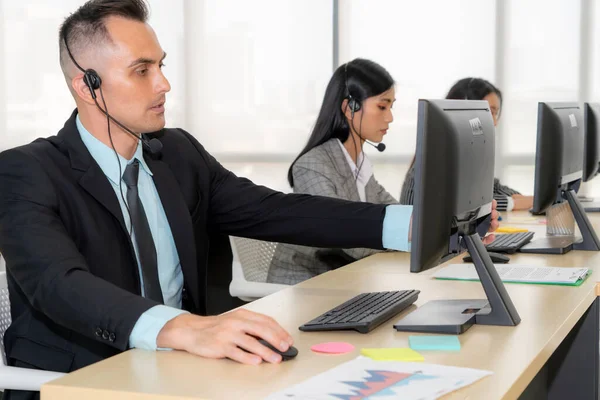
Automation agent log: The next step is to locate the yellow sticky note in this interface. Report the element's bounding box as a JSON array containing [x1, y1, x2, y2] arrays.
[[496, 226, 529, 233], [360, 348, 424, 362], [507, 217, 544, 224]]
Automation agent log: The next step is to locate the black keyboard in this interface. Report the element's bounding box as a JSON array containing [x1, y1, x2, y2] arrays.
[[299, 290, 420, 334], [486, 232, 535, 253]]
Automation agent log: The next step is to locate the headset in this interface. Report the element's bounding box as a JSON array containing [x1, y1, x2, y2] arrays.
[[344, 62, 386, 153], [344, 64, 361, 115], [464, 77, 476, 100], [62, 29, 162, 234], [62, 31, 163, 157], [343, 61, 386, 183]]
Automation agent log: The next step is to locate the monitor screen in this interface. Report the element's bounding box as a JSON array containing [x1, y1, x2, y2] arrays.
[[583, 103, 600, 182]]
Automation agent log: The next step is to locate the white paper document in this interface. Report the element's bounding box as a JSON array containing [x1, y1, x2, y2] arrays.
[[434, 264, 589, 285], [267, 356, 492, 399]]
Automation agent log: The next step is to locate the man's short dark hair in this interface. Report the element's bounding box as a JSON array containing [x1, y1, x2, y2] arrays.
[[59, 0, 149, 72]]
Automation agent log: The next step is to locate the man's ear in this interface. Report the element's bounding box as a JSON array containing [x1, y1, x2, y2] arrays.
[[71, 74, 97, 106]]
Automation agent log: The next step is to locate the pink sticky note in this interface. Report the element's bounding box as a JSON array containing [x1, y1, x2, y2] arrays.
[[311, 342, 355, 354]]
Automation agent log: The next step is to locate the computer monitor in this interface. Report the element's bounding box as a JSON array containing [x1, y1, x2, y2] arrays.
[[393, 99, 521, 335], [520, 102, 600, 253], [580, 103, 600, 212], [583, 103, 600, 182]]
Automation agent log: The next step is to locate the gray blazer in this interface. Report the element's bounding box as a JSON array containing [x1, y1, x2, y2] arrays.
[[267, 139, 397, 285]]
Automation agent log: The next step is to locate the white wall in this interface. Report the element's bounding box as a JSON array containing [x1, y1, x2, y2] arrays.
[[1, 0, 599, 195]]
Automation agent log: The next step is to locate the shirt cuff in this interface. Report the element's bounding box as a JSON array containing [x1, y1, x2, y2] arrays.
[[129, 305, 189, 351], [382, 205, 413, 252], [506, 196, 515, 211]]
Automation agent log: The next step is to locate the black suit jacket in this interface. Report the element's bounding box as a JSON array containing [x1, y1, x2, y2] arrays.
[[0, 110, 387, 374]]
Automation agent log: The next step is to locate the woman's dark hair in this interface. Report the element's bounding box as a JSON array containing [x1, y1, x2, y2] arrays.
[[288, 58, 394, 187], [446, 77, 503, 116]]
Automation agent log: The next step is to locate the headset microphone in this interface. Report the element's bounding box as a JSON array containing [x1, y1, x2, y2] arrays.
[[358, 136, 386, 152], [145, 137, 164, 156], [367, 141, 386, 152]]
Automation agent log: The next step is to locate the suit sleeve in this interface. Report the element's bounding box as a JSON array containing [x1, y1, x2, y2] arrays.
[[178, 129, 387, 250], [0, 149, 157, 351]]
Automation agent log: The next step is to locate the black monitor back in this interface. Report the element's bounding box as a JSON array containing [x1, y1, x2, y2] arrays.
[[583, 103, 600, 182], [532, 102, 583, 214], [410, 99, 495, 273]]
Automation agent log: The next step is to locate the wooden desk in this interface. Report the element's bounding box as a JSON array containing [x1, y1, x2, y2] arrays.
[[42, 247, 600, 400]]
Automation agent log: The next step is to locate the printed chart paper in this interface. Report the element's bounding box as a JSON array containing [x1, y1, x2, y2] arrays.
[[267, 356, 492, 399]]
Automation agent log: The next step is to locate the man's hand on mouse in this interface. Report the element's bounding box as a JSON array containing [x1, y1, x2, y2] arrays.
[[156, 309, 293, 365], [482, 199, 500, 245]]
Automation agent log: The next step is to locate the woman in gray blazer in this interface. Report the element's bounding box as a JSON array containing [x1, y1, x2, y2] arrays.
[[267, 59, 402, 285]]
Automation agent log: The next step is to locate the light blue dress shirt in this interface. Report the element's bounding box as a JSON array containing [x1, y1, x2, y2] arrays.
[[77, 116, 187, 350]]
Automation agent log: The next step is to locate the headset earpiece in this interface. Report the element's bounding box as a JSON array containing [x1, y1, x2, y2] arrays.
[[83, 69, 101, 99], [344, 63, 361, 116], [348, 97, 361, 114]]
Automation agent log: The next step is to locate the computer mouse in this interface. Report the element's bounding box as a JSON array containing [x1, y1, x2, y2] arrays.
[[529, 208, 546, 216], [463, 251, 510, 264], [258, 339, 298, 361]]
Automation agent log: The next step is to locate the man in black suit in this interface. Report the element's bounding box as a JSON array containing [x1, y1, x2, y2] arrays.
[[0, 1, 498, 399]]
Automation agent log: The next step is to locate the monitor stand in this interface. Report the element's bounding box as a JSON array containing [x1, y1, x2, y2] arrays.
[[519, 189, 600, 254], [394, 233, 521, 334]]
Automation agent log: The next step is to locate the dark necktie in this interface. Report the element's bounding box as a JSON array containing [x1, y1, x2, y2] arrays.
[[122, 160, 164, 303]]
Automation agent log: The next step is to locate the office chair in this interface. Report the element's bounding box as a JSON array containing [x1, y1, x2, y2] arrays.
[[228, 237, 290, 301], [0, 269, 66, 392]]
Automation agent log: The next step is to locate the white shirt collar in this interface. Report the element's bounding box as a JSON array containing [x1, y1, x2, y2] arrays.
[[336, 139, 373, 201], [76, 114, 152, 186]]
